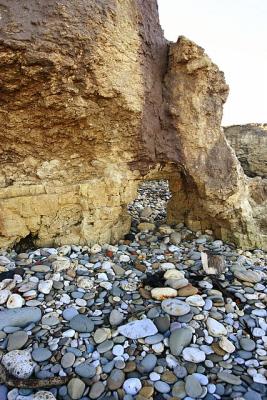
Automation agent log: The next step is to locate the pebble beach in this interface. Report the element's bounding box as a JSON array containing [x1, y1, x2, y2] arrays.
[[0, 181, 266, 400]]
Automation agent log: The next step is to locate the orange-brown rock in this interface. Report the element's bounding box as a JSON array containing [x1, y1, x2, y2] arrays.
[[0, 1, 266, 249]]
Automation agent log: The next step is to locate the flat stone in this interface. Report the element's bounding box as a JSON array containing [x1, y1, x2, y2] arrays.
[[165, 278, 189, 289], [109, 309, 124, 326], [139, 354, 157, 373], [7, 330, 28, 351], [61, 352, 75, 368], [185, 375, 203, 398], [172, 381, 186, 398], [94, 328, 110, 344], [139, 386, 154, 398], [2, 350, 34, 379], [164, 270, 184, 280], [154, 381, 171, 393], [178, 284, 198, 296], [31, 265, 50, 273], [207, 317, 227, 337], [234, 269, 261, 283], [89, 382, 105, 399], [137, 222, 155, 232], [0, 385, 8, 400], [170, 231, 182, 244], [154, 316, 170, 333], [0, 307, 41, 330], [32, 391, 56, 400], [69, 314, 94, 333], [67, 378, 85, 400], [252, 327, 265, 337], [0, 289, 11, 305], [118, 319, 158, 339], [217, 371, 242, 385], [161, 371, 177, 384], [253, 373, 267, 384], [123, 378, 142, 395], [32, 348, 52, 362], [77, 276, 94, 289], [244, 391, 263, 400], [38, 280, 53, 294], [75, 362, 96, 378], [151, 287, 177, 300], [182, 347, 206, 363], [97, 339, 114, 353], [41, 313, 60, 326], [6, 294, 25, 309], [107, 369, 125, 390], [186, 295, 205, 307], [63, 307, 79, 321], [52, 257, 71, 272], [218, 336, 235, 353], [161, 298, 191, 316], [239, 337, 256, 351], [169, 328, 193, 356]]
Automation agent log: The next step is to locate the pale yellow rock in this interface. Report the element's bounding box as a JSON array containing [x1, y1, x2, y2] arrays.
[[219, 336, 236, 354], [164, 270, 185, 280], [137, 223, 156, 232], [151, 287, 178, 300]]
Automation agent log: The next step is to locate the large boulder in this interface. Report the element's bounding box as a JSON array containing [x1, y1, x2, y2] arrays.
[[0, 0, 266, 249]]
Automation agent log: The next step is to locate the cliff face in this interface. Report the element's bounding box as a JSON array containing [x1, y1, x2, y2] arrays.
[[224, 124, 267, 178], [0, 0, 266, 249]]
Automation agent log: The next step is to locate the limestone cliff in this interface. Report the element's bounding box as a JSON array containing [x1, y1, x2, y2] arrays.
[[224, 124, 267, 178], [0, 0, 266, 249]]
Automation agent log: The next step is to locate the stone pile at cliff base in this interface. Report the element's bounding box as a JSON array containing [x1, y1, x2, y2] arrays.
[[0, 182, 266, 400]]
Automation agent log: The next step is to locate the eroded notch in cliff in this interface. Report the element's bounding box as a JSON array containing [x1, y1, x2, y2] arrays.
[[128, 180, 172, 229]]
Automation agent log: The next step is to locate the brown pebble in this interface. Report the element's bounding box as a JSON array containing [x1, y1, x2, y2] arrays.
[[139, 386, 154, 398], [135, 264, 146, 272], [212, 342, 227, 356], [124, 361, 136, 372], [161, 371, 177, 384], [136, 396, 151, 400], [178, 284, 198, 296], [139, 288, 151, 299]]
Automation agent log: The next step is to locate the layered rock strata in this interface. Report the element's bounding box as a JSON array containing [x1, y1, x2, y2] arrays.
[[0, 0, 266, 249]]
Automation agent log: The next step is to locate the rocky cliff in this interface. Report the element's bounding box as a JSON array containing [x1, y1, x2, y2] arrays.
[[0, 0, 266, 249], [225, 124, 267, 178]]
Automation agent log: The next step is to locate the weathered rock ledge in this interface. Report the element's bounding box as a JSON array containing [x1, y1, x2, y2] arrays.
[[0, 0, 266, 249]]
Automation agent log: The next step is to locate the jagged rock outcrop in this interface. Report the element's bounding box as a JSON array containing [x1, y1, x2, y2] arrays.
[[224, 124, 267, 178], [0, 0, 266, 249]]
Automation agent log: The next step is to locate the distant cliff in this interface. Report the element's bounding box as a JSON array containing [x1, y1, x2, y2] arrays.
[[225, 124, 267, 178]]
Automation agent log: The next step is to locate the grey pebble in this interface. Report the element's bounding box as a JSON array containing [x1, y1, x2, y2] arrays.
[[75, 362, 96, 378], [32, 347, 52, 362], [69, 315, 94, 333], [185, 375, 203, 398], [61, 352, 75, 369], [154, 381, 171, 394], [7, 331, 28, 351]]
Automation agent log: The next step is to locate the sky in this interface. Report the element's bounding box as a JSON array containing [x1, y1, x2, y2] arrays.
[[158, 0, 267, 126]]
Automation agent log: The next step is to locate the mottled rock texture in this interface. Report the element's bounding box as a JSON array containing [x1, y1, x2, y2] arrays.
[[0, 0, 266, 249], [225, 124, 267, 178]]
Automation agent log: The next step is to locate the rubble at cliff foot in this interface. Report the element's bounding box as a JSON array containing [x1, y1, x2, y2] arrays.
[[0, 182, 266, 400]]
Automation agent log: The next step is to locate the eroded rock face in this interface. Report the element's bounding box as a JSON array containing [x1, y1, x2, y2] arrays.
[[164, 37, 267, 249], [224, 124, 267, 178], [0, 0, 266, 249]]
